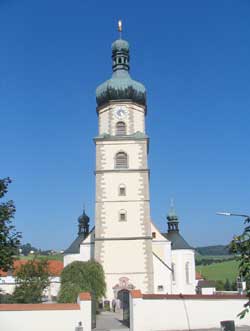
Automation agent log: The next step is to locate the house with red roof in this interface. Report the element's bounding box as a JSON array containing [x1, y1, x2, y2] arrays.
[[0, 260, 63, 300]]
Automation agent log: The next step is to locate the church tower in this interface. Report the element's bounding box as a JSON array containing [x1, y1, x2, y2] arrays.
[[94, 22, 154, 299]]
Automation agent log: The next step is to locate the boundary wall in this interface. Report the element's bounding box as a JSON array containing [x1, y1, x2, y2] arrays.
[[0, 292, 91, 331], [130, 290, 250, 331]]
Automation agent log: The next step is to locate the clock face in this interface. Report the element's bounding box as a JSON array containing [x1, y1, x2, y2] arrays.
[[114, 106, 128, 120]]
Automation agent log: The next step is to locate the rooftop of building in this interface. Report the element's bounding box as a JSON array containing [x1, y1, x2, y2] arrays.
[[0, 260, 63, 277]]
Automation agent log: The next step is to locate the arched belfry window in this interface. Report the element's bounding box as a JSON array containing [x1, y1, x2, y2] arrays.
[[116, 122, 126, 136], [115, 152, 128, 169], [185, 262, 190, 284]]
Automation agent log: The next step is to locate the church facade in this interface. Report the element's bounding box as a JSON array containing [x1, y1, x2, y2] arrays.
[[64, 30, 196, 301]]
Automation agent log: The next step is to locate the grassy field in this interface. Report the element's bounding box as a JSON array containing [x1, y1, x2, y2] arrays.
[[195, 254, 234, 261], [196, 259, 239, 282], [16, 254, 63, 261]]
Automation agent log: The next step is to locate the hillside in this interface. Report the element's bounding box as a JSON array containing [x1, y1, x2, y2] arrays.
[[195, 245, 231, 256], [197, 260, 239, 282]]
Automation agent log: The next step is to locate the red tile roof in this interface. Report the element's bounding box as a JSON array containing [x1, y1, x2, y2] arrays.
[[0, 303, 79, 311], [0, 260, 63, 277], [131, 290, 142, 298], [79, 292, 91, 301]]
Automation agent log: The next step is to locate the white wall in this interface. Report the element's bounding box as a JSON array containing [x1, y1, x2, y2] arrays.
[[0, 293, 91, 331], [201, 287, 216, 295], [0, 276, 61, 298], [130, 293, 250, 331], [171, 249, 196, 294], [64, 253, 81, 267]]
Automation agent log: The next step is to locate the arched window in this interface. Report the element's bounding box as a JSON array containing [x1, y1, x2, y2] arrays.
[[185, 262, 190, 284], [171, 263, 176, 282], [119, 209, 127, 222], [116, 121, 126, 136], [119, 184, 126, 196], [115, 152, 128, 169]]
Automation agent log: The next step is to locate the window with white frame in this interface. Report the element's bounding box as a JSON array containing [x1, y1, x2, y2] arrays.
[[119, 209, 127, 222], [115, 152, 128, 169], [119, 184, 126, 196], [116, 121, 126, 136]]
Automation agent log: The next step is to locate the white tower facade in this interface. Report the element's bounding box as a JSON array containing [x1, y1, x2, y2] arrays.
[[94, 37, 154, 299]]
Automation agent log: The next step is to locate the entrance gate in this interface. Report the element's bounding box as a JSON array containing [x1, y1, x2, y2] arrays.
[[91, 296, 96, 329], [117, 289, 130, 327]]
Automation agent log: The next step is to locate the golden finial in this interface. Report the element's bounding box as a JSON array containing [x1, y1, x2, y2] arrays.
[[118, 20, 122, 39], [118, 20, 122, 32]]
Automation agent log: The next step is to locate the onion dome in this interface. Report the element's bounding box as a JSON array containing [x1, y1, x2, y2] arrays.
[[167, 206, 179, 233], [78, 209, 90, 238], [64, 209, 90, 255], [96, 36, 146, 108], [161, 200, 193, 250]]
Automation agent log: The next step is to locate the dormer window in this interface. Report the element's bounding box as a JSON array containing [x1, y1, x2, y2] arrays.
[[116, 122, 126, 136], [115, 152, 128, 169]]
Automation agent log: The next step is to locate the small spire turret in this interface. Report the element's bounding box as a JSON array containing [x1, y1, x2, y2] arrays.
[[167, 199, 179, 232], [78, 209, 90, 238]]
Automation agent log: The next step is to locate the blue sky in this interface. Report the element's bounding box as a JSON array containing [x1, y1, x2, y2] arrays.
[[1, 0, 250, 250]]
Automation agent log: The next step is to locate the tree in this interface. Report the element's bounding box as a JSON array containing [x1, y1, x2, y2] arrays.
[[12, 259, 50, 303], [58, 260, 106, 303], [230, 217, 250, 318], [215, 280, 225, 291], [20, 243, 39, 256], [224, 278, 231, 291], [0, 177, 21, 271]]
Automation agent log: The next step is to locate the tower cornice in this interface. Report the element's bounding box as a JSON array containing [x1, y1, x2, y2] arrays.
[[96, 100, 147, 115]]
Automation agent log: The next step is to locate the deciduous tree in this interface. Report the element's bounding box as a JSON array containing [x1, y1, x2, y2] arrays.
[[0, 177, 21, 271], [58, 260, 106, 303], [12, 259, 50, 303], [230, 217, 250, 318]]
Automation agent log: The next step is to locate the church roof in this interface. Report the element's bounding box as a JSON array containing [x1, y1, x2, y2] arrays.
[[162, 202, 193, 250], [162, 231, 193, 250], [0, 260, 63, 277], [64, 227, 95, 255], [96, 36, 146, 108], [64, 233, 86, 254], [64, 210, 92, 255]]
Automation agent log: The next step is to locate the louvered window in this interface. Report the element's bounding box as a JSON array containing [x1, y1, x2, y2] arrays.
[[115, 152, 128, 169], [116, 122, 126, 136]]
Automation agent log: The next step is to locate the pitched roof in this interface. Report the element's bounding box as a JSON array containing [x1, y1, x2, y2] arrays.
[[162, 231, 193, 250], [64, 233, 86, 254], [0, 260, 63, 277], [64, 227, 95, 255]]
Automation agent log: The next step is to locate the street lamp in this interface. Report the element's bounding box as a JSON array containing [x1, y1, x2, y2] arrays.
[[216, 211, 250, 295], [216, 212, 250, 222]]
